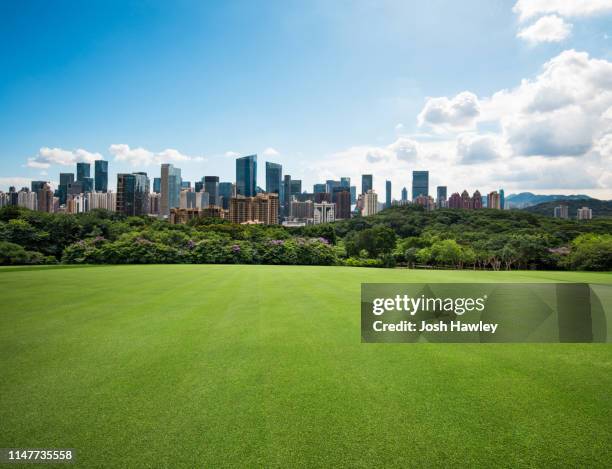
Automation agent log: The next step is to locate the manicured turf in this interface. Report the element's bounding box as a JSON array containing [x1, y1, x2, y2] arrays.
[[1, 265, 611, 468]]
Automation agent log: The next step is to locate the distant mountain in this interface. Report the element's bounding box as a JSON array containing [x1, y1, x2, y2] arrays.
[[505, 192, 593, 208], [522, 198, 612, 218]]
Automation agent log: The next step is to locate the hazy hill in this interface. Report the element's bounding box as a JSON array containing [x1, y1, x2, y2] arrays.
[[522, 198, 612, 218], [505, 192, 593, 208]]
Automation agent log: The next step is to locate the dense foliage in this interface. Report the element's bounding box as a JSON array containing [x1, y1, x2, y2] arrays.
[[0, 205, 610, 270]]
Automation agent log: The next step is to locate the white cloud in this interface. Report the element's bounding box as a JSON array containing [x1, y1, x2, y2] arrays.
[[388, 137, 419, 162], [418, 91, 480, 131], [109, 144, 203, 167], [517, 15, 572, 43], [457, 134, 501, 164], [263, 147, 280, 157], [513, 0, 612, 22], [26, 147, 103, 169], [224, 151, 240, 158], [0, 177, 33, 191]]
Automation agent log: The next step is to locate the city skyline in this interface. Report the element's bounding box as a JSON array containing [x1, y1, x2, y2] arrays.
[[1, 1, 612, 198]]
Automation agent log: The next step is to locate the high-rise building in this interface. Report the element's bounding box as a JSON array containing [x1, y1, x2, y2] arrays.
[[448, 192, 461, 209], [412, 171, 429, 200], [76, 162, 90, 182], [401, 187, 408, 202], [313, 183, 326, 194], [236, 154, 257, 197], [362, 190, 378, 216], [472, 190, 483, 209], [290, 200, 314, 220], [116, 172, 150, 216], [229, 193, 279, 225], [94, 160, 108, 193], [350, 186, 357, 204], [488, 191, 501, 210], [290, 180, 302, 197], [58, 173, 75, 205], [385, 180, 392, 209], [181, 181, 191, 189], [160, 163, 181, 216], [87, 191, 116, 211], [313, 202, 335, 224], [37, 183, 54, 213], [436, 186, 447, 208], [31, 181, 46, 193], [340, 177, 350, 188], [361, 174, 373, 195], [196, 191, 210, 209], [332, 187, 351, 219], [180, 190, 197, 209], [414, 194, 435, 211], [265, 162, 282, 196], [153, 177, 161, 194], [553, 204, 569, 219], [325, 180, 340, 194], [82, 177, 94, 193], [283, 175, 292, 217], [461, 190, 471, 209], [148, 192, 160, 215], [577, 207, 592, 220], [218, 182, 234, 210], [499, 189, 505, 210], [204, 176, 220, 206]]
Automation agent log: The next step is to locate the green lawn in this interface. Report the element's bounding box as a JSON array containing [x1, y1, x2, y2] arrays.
[[1, 265, 611, 468]]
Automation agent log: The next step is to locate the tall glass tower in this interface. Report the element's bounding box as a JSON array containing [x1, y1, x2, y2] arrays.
[[412, 171, 429, 200], [94, 160, 108, 193], [204, 176, 220, 206], [385, 180, 392, 208], [236, 154, 257, 197], [266, 162, 282, 195], [361, 174, 373, 195], [76, 162, 90, 181]]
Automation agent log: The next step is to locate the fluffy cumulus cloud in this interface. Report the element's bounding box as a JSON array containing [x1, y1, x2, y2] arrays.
[[324, 49, 612, 196], [517, 15, 572, 43], [109, 144, 204, 166], [26, 147, 103, 169], [513, 0, 612, 22], [457, 134, 501, 164], [417, 91, 480, 131]]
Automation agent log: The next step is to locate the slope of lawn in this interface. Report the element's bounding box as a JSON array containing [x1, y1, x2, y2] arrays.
[[1, 265, 611, 468]]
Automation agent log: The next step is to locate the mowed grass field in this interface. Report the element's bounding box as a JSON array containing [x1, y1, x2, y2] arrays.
[[1, 265, 611, 468]]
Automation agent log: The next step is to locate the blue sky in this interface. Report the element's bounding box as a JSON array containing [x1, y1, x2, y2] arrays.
[[1, 0, 612, 198]]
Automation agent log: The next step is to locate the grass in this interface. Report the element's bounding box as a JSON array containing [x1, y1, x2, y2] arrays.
[[0, 265, 611, 468]]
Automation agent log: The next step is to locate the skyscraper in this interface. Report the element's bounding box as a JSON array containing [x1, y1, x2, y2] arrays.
[[218, 182, 234, 210], [361, 174, 373, 195], [204, 176, 220, 206], [499, 189, 505, 210], [58, 173, 74, 205], [160, 163, 181, 216], [236, 154, 257, 197], [82, 177, 94, 193], [401, 187, 408, 202], [350, 186, 357, 204], [290, 179, 302, 197], [153, 177, 161, 194], [411, 171, 429, 200], [76, 162, 91, 181], [116, 172, 150, 216], [385, 180, 392, 209], [94, 160, 108, 193], [265, 162, 282, 195], [313, 183, 326, 194], [436, 186, 447, 208], [362, 190, 378, 216], [340, 177, 350, 188]]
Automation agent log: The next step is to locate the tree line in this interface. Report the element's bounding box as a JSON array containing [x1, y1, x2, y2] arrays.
[[0, 205, 610, 270]]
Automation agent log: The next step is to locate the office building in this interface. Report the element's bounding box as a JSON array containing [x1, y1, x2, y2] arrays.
[[76, 162, 90, 182], [153, 177, 161, 194], [160, 163, 181, 216], [31, 181, 46, 193], [236, 154, 257, 197], [82, 177, 94, 193], [350, 186, 356, 204], [196, 191, 210, 209], [58, 173, 75, 205], [266, 162, 283, 196], [116, 172, 150, 216], [577, 207, 592, 220], [362, 190, 378, 216], [37, 183, 54, 213], [218, 182, 234, 210], [313, 202, 335, 224], [401, 187, 408, 202], [149, 192, 160, 215], [180, 190, 196, 209], [412, 171, 429, 200], [499, 189, 505, 210], [361, 174, 373, 195], [436, 186, 447, 208], [385, 180, 392, 209], [313, 183, 326, 194], [94, 160, 108, 192], [204, 176, 220, 206], [553, 205, 569, 219]]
